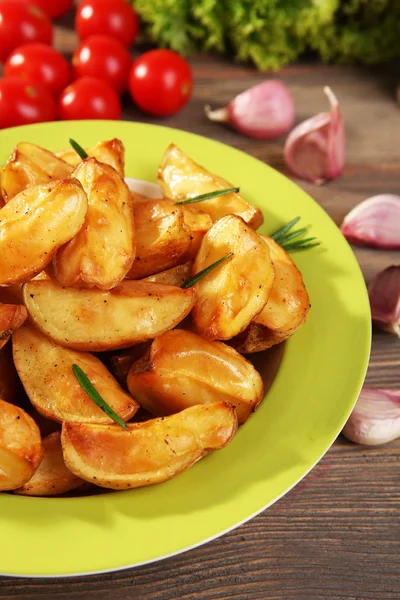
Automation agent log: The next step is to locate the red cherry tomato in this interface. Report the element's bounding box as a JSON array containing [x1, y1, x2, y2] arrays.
[[19, 0, 74, 19], [5, 44, 71, 98], [0, 2, 52, 63], [58, 77, 121, 121], [73, 35, 132, 95], [128, 50, 193, 117], [76, 0, 139, 47], [0, 77, 56, 129]]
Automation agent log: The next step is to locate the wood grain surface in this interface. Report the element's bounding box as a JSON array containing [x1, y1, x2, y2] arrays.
[[0, 15, 399, 600]]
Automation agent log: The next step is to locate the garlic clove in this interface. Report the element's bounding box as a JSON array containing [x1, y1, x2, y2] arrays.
[[343, 388, 400, 446], [368, 265, 400, 336], [283, 86, 345, 184], [340, 194, 400, 249], [205, 80, 295, 140]]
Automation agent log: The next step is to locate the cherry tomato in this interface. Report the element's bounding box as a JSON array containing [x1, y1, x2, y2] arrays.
[[0, 77, 56, 129], [73, 35, 132, 95], [76, 0, 139, 47], [19, 0, 74, 19], [5, 44, 71, 98], [58, 77, 121, 121], [128, 50, 193, 117], [0, 2, 52, 63]]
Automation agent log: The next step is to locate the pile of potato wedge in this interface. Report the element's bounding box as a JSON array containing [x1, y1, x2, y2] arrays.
[[0, 137, 310, 496]]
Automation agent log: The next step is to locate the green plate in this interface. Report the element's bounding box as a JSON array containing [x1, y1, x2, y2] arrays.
[[0, 121, 371, 577]]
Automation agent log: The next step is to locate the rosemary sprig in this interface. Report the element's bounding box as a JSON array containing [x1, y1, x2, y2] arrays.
[[72, 364, 128, 430], [175, 187, 239, 206], [270, 217, 320, 252], [69, 138, 89, 160], [182, 253, 234, 288]]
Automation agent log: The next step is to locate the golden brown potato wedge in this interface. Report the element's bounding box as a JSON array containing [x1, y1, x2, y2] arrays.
[[0, 303, 27, 349], [0, 344, 23, 405], [181, 207, 212, 259], [127, 330, 264, 424], [158, 144, 263, 229], [230, 237, 310, 353], [192, 215, 274, 340], [0, 399, 43, 491], [55, 139, 125, 177], [15, 432, 84, 496], [53, 158, 135, 290], [126, 199, 191, 279], [143, 261, 192, 287], [62, 402, 237, 490], [13, 322, 138, 424], [0, 178, 88, 285], [1, 143, 73, 202], [23, 279, 196, 351]]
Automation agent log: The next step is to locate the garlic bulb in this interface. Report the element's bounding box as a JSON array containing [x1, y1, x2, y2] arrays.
[[343, 388, 400, 446], [368, 265, 400, 336], [205, 80, 295, 140], [341, 194, 400, 249], [284, 86, 345, 184]]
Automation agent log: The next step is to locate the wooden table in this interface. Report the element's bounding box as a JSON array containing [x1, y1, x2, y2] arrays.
[[1, 16, 400, 600]]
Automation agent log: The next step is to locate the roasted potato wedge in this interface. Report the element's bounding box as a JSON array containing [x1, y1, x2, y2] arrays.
[[127, 330, 264, 424], [0, 399, 43, 491], [126, 199, 190, 279], [0, 344, 23, 405], [143, 261, 192, 287], [181, 207, 212, 259], [23, 279, 196, 351], [62, 402, 237, 489], [13, 322, 138, 423], [55, 138, 125, 177], [15, 432, 84, 496], [0, 179, 88, 285], [53, 158, 135, 290], [192, 215, 274, 340], [231, 237, 310, 353], [1, 143, 73, 202], [0, 303, 27, 349], [158, 144, 263, 228]]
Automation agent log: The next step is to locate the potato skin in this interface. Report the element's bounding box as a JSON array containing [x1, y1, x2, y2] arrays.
[[15, 432, 84, 496], [13, 322, 138, 424], [0, 399, 43, 491], [53, 158, 135, 290], [23, 279, 196, 351], [56, 138, 125, 177], [1, 142, 73, 202], [61, 402, 238, 490], [126, 199, 191, 280], [0, 303, 27, 350], [127, 329, 264, 424], [192, 215, 274, 340], [231, 237, 310, 353], [0, 178, 88, 285], [158, 143, 263, 229]]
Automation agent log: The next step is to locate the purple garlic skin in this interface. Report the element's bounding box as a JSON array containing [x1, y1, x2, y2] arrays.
[[284, 86, 345, 185]]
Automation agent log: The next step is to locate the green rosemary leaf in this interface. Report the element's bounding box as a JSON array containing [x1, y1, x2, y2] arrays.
[[182, 253, 234, 288], [282, 240, 321, 252], [69, 138, 89, 160], [271, 217, 301, 243], [175, 187, 239, 206], [277, 227, 308, 245], [72, 364, 128, 431]]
